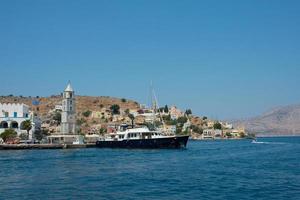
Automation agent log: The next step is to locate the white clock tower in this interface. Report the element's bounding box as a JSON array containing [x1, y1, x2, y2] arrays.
[[61, 82, 76, 135]]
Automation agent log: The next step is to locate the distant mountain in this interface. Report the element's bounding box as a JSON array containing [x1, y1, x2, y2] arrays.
[[233, 104, 300, 136]]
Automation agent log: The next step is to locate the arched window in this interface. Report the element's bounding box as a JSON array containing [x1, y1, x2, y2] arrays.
[[10, 121, 19, 129], [0, 121, 8, 128]]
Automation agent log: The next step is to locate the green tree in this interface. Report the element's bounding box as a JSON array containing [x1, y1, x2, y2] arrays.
[[185, 109, 192, 116], [213, 122, 222, 130], [166, 118, 177, 126], [162, 114, 171, 122], [99, 128, 107, 135], [21, 120, 32, 136], [82, 110, 92, 118], [53, 111, 61, 124], [191, 125, 203, 134], [164, 105, 169, 113], [128, 114, 135, 127], [19, 133, 28, 140], [158, 107, 164, 113], [110, 104, 120, 115], [76, 118, 86, 126], [34, 129, 50, 141], [125, 109, 130, 115], [176, 126, 183, 135], [202, 116, 208, 120], [177, 116, 188, 124], [121, 98, 127, 103], [225, 132, 232, 138], [239, 132, 245, 138], [0, 129, 17, 142]]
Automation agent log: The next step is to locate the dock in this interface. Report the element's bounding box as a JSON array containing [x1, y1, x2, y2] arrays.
[[0, 143, 97, 150]]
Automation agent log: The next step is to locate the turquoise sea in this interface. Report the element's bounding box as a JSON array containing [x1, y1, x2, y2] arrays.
[[0, 137, 299, 200]]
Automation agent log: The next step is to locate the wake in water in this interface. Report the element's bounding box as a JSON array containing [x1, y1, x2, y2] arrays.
[[251, 140, 286, 145]]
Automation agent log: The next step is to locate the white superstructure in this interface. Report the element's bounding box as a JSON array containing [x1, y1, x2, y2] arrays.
[[99, 125, 173, 142]]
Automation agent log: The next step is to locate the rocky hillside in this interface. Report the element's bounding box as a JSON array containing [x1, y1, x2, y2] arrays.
[[233, 104, 300, 136], [0, 95, 140, 119]]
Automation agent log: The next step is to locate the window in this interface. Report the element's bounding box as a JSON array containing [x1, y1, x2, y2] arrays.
[[70, 106, 72, 111], [25, 113, 28, 118], [14, 112, 17, 118], [4, 112, 8, 117]]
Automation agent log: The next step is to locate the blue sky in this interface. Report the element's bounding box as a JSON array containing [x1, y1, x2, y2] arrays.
[[0, 0, 300, 119]]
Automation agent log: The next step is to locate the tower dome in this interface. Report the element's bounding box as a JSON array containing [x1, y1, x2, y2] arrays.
[[64, 81, 73, 92]]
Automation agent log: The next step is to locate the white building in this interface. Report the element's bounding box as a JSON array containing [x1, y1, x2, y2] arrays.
[[0, 103, 36, 140], [61, 82, 76, 135], [202, 129, 214, 139], [48, 82, 83, 144], [183, 119, 191, 132], [202, 129, 223, 139]]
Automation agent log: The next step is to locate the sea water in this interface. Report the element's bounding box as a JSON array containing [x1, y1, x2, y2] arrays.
[[0, 137, 299, 200]]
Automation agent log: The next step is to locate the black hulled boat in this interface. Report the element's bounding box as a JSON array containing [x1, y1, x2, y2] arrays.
[[96, 126, 189, 149]]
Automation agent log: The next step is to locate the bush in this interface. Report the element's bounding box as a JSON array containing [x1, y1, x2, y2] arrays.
[[121, 98, 127, 103], [82, 110, 92, 118], [225, 132, 232, 137], [177, 116, 188, 124], [185, 109, 192, 115], [76, 118, 86, 125], [110, 104, 120, 115], [53, 111, 61, 124], [34, 129, 50, 141], [162, 114, 171, 122], [191, 125, 203, 134], [176, 126, 183, 135], [19, 133, 28, 140], [213, 122, 222, 130], [0, 129, 17, 142], [164, 105, 169, 113], [239, 132, 245, 138], [99, 128, 107, 135]]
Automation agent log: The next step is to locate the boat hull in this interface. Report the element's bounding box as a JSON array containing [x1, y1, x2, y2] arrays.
[[96, 135, 189, 149]]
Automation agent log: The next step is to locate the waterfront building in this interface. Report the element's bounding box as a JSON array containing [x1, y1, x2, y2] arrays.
[[0, 103, 36, 140], [202, 129, 222, 139], [202, 129, 214, 139]]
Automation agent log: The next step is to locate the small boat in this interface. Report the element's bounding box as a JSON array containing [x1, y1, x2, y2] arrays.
[[96, 125, 189, 149]]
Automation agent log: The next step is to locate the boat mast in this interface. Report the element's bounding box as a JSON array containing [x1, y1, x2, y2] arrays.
[[150, 82, 166, 132]]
